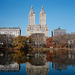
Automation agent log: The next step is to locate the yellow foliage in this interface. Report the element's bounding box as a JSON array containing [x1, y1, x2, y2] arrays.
[[13, 50, 31, 64], [12, 35, 32, 49]]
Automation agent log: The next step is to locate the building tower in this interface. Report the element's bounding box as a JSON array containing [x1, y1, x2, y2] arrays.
[[29, 6, 35, 25], [26, 6, 48, 37], [40, 6, 46, 26]]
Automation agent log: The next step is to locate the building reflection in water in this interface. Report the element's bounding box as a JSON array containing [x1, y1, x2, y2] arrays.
[[0, 50, 20, 72], [0, 49, 75, 73], [26, 52, 49, 75], [67, 50, 75, 66], [46, 50, 75, 72], [52, 63, 67, 71]]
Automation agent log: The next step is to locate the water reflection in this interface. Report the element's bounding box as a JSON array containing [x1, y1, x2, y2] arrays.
[[47, 50, 75, 72], [0, 50, 75, 74], [26, 52, 49, 75], [0, 50, 20, 72]]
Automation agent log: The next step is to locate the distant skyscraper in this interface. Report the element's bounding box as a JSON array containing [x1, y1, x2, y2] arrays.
[[51, 27, 66, 37], [26, 6, 48, 37]]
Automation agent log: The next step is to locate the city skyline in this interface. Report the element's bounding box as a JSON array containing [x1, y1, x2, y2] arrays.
[[0, 0, 75, 36]]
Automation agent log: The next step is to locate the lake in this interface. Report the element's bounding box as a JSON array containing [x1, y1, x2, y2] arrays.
[[0, 50, 75, 75]]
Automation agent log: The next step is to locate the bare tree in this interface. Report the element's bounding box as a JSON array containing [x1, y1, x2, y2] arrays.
[[53, 34, 75, 48], [29, 33, 47, 48], [0, 34, 14, 47]]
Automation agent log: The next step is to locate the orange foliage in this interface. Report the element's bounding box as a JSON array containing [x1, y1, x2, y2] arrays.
[[55, 50, 67, 56], [46, 37, 55, 48], [46, 51, 55, 62]]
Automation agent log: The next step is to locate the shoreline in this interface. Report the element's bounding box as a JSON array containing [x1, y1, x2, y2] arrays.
[[0, 47, 75, 52]]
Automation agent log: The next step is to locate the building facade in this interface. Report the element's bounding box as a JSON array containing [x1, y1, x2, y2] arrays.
[[51, 27, 66, 37], [26, 6, 48, 37], [0, 27, 21, 37]]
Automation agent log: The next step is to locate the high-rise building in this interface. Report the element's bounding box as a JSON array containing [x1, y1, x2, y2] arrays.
[[26, 6, 48, 37], [51, 27, 66, 37]]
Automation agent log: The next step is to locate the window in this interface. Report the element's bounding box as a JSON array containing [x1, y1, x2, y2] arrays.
[[27, 29, 29, 31], [31, 13, 33, 16], [10, 32, 12, 33], [5, 32, 7, 34], [42, 13, 44, 16]]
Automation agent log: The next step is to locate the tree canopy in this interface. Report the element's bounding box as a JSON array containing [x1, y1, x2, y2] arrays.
[[12, 35, 32, 50], [46, 37, 55, 48]]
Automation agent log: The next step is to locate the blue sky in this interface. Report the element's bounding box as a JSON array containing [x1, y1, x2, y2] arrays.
[[0, 0, 75, 36]]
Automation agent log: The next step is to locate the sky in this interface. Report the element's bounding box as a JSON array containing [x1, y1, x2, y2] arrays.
[[0, 0, 75, 36]]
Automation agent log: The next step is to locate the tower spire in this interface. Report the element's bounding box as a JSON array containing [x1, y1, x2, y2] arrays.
[[42, 6, 44, 10], [29, 6, 35, 25], [41, 6, 45, 13], [30, 6, 34, 13], [31, 6, 33, 10], [40, 6, 46, 25]]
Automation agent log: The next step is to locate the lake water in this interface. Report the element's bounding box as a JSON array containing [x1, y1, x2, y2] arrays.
[[0, 50, 75, 75]]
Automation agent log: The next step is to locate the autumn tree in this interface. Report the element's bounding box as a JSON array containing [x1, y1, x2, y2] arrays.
[[12, 35, 32, 50], [46, 37, 55, 48]]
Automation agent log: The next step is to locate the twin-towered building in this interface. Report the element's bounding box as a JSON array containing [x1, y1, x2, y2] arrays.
[[0, 6, 49, 38], [26, 6, 49, 37], [0, 6, 67, 37]]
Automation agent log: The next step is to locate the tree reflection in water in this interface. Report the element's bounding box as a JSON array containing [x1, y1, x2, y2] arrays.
[[46, 50, 75, 71], [26, 52, 49, 75], [0, 49, 75, 74], [0, 50, 19, 72], [13, 50, 32, 64]]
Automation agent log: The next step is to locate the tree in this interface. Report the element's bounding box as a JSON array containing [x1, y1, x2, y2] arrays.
[[53, 34, 75, 48], [46, 37, 55, 48], [12, 35, 32, 50], [0, 34, 14, 47], [53, 34, 67, 48], [30, 33, 47, 47]]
